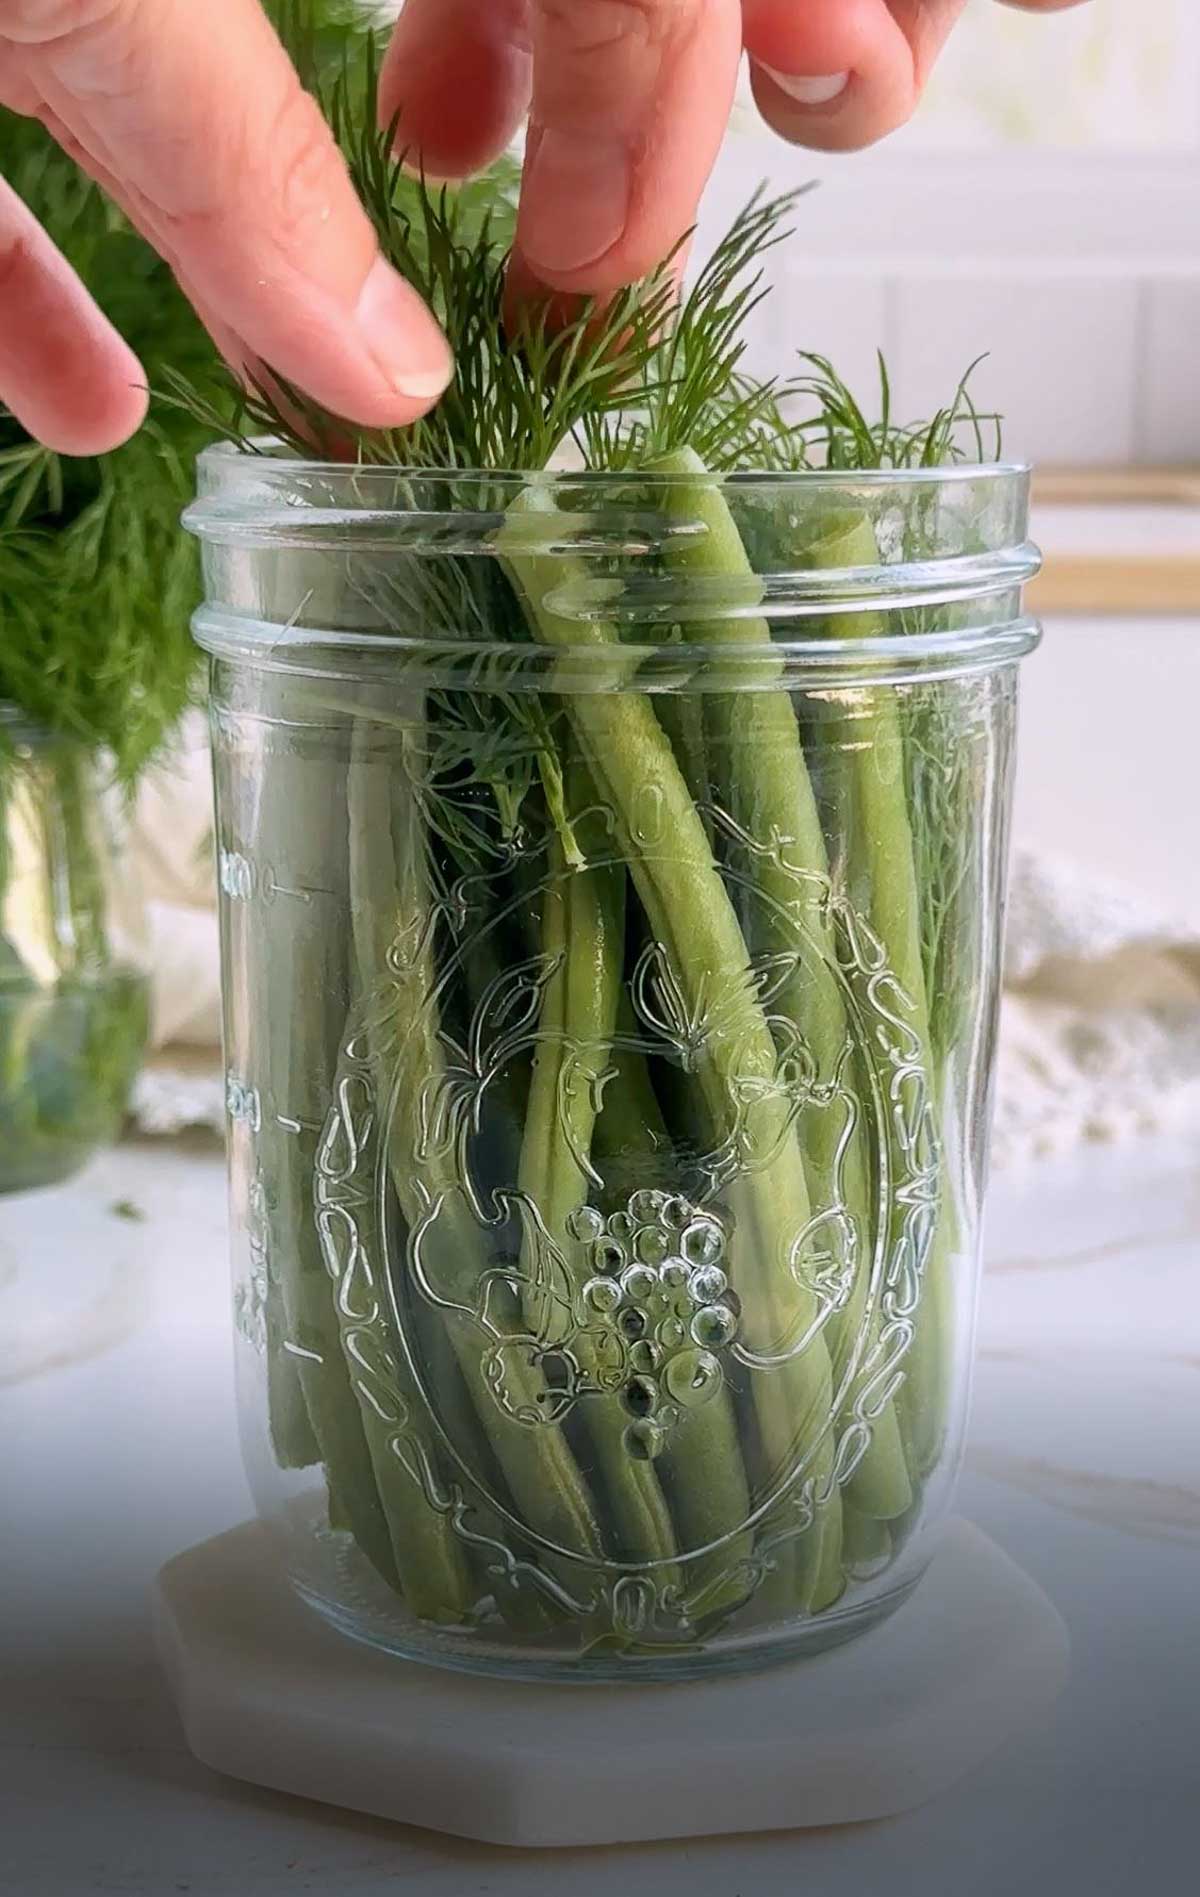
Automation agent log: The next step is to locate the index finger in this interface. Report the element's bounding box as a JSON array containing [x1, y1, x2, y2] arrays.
[[514, 0, 743, 293], [0, 172, 147, 454]]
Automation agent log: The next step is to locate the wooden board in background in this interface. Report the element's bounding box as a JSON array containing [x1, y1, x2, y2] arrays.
[[1028, 556, 1200, 616], [1029, 467, 1200, 613], [1033, 467, 1200, 507]]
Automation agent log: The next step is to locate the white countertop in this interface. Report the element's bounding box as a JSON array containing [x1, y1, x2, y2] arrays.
[[3, 1132, 1198, 1894]]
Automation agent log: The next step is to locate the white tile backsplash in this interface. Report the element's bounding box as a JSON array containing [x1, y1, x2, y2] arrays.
[[738, 270, 888, 405], [697, 246, 1200, 469], [888, 272, 1140, 466], [1139, 277, 1200, 463], [1013, 613, 1200, 917], [697, 146, 1200, 466]]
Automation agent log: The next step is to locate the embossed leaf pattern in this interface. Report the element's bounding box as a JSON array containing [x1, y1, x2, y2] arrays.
[[387, 824, 944, 1482]]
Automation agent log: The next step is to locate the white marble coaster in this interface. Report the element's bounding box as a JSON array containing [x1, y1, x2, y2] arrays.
[[152, 1517, 1068, 1848]]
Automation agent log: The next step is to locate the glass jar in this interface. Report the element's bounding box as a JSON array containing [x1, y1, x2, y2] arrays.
[[0, 715, 150, 1194], [188, 449, 1040, 1681]]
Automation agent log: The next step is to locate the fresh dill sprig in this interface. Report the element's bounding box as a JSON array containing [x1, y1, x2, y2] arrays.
[[790, 350, 1002, 470], [173, 178, 673, 476], [578, 188, 816, 474], [160, 60, 1008, 897], [273, 0, 373, 97], [157, 28, 1010, 948]]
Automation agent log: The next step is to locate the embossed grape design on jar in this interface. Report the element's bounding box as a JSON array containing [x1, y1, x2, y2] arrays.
[[190, 452, 1040, 1681], [570, 1192, 737, 1461]]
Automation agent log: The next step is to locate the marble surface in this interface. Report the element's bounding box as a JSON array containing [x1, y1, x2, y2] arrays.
[[2, 1132, 1198, 1893], [153, 1518, 1067, 1845]]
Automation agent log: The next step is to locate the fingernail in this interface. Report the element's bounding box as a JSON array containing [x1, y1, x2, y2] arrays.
[[354, 256, 453, 399], [519, 127, 631, 277], [760, 67, 850, 107]]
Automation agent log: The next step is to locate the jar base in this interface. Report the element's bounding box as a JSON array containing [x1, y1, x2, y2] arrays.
[[293, 1566, 925, 1685], [0, 1145, 95, 1197], [271, 1487, 926, 1683], [153, 1512, 1068, 1844]]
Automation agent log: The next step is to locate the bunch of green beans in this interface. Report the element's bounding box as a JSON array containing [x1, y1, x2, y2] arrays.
[[248, 464, 961, 1655]]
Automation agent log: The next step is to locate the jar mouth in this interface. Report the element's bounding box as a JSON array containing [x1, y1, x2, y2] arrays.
[[189, 438, 1034, 489], [187, 443, 1041, 689]]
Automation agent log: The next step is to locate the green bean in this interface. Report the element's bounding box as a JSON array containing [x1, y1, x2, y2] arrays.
[[503, 493, 842, 1611], [229, 729, 319, 1475], [246, 707, 396, 1586], [515, 769, 678, 1571], [593, 1024, 755, 1621], [650, 451, 912, 1525], [342, 731, 480, 1622], [378, 727, 608, 1576], [804, 512, 956, 1480]]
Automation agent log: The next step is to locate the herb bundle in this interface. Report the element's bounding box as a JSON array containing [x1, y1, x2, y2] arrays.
[[0, 96, 212, 1189], [0, 0, 428, 780], [0, 0, 513, 1192], [185, 47, 1028, 1669]]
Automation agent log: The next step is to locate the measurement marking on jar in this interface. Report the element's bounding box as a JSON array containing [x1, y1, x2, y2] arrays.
[[283, 1340, 324, 1363], [265, 877, 337, 904]]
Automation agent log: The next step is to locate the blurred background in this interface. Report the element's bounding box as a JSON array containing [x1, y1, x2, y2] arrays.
[[707, 0, 1200, 469]]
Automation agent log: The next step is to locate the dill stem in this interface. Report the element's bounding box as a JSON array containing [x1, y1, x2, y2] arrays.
[[0, 744, 147, 1189], [50, 741, 110, 974]]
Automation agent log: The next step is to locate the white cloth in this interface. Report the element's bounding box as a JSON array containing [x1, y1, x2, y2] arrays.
[[994, 851, 1200, 1170], [128, 727, 1200, 1167]]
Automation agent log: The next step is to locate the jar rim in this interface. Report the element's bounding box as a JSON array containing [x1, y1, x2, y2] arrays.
[[188, 444, 1041, 689], [191, 437, 1033, 490]]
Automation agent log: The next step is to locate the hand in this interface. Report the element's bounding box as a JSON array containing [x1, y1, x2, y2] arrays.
[[0, 0, 454, 454], [0, 2, 1087, 460], [384, 2, 1090, 294]]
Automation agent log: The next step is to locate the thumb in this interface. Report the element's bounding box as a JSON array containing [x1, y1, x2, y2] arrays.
[[513, 0, 742, 294], [17, 0, 452, 427]]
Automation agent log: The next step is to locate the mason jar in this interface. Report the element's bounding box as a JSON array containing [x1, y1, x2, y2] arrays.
[[0, 713, 150, 1194], [187, 448, 1040, 1681]]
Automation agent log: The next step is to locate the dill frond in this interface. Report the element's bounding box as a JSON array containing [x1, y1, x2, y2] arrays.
[[577, 187, 817, 474], [789, 350, 1003, 470], [0, 0, 439, 781]]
